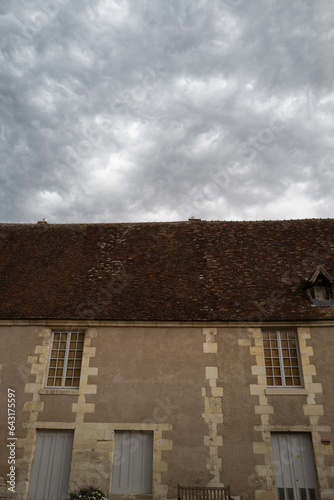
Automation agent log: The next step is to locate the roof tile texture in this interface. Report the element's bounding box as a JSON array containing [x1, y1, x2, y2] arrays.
[[1, 219, 334, 321]]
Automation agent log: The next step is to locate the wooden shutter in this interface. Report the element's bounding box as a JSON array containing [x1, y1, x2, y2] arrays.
[[272, 433, 319, 500], [28, 430, 74, 500], [112, 430, 153, 494]]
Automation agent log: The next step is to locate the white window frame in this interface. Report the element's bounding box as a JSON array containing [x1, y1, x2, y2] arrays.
[[262, 329, 303, 388], [46, 331, 84, 389]]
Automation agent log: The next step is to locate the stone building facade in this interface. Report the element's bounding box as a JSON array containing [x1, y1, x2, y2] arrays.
[[1, 220, 334, 500]]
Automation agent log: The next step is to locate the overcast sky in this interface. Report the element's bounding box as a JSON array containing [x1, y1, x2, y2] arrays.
[[1, 0, 334, 224]]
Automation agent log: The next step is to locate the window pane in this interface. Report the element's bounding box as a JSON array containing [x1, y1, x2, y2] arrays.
[[46, 332, 84, 388], [287, 488, 294, 500], [262, 330, 302, 388], [299, 489, 307, 500], [309, 489, 316, 500]]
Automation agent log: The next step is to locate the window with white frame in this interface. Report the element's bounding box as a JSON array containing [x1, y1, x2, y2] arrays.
[[46, 331, 84, 388], [262, 330, 302, 387]]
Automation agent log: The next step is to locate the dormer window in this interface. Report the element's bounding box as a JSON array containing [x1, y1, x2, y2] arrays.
[[305, 266, 334, 306]]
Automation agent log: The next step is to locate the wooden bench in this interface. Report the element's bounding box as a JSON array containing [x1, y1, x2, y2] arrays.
[[178, 484, 233, 500]]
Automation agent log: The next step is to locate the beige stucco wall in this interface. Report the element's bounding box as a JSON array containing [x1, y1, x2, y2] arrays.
[[1, 322, 334, 500]]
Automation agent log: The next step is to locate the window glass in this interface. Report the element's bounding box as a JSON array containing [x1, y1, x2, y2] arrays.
[[46, 332, 84, 388], [262, 330, 302, 387]]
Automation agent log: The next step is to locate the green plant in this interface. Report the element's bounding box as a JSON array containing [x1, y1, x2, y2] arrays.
[[68, 486, 108, 500]]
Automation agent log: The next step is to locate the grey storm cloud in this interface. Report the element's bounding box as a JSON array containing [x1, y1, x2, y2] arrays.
[[1, 0, 334, 223]]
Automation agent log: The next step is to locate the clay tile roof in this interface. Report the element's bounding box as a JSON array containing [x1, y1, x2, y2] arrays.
[[1, 219, 334, 322]]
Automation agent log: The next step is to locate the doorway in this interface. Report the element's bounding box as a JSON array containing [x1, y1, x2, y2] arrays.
[[271, 433, 319, 500], [112, 430, 153, 494], [28, 429, 74, 500]]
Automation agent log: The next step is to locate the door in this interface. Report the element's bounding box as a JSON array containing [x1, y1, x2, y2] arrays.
[[28, 430, 74, 500], [112, 430, 153, 494], [271, 433, 319, 500]]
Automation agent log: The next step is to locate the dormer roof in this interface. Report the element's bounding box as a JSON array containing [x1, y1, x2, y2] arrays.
[[306, 265, 334, 285]]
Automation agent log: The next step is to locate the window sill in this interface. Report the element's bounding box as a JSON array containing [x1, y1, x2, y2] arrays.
[[39, 389, 80, 395], [265, 388, 307, 396]]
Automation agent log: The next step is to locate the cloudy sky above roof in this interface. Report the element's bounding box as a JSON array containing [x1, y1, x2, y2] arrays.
[[1, 0, 334, 223]]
